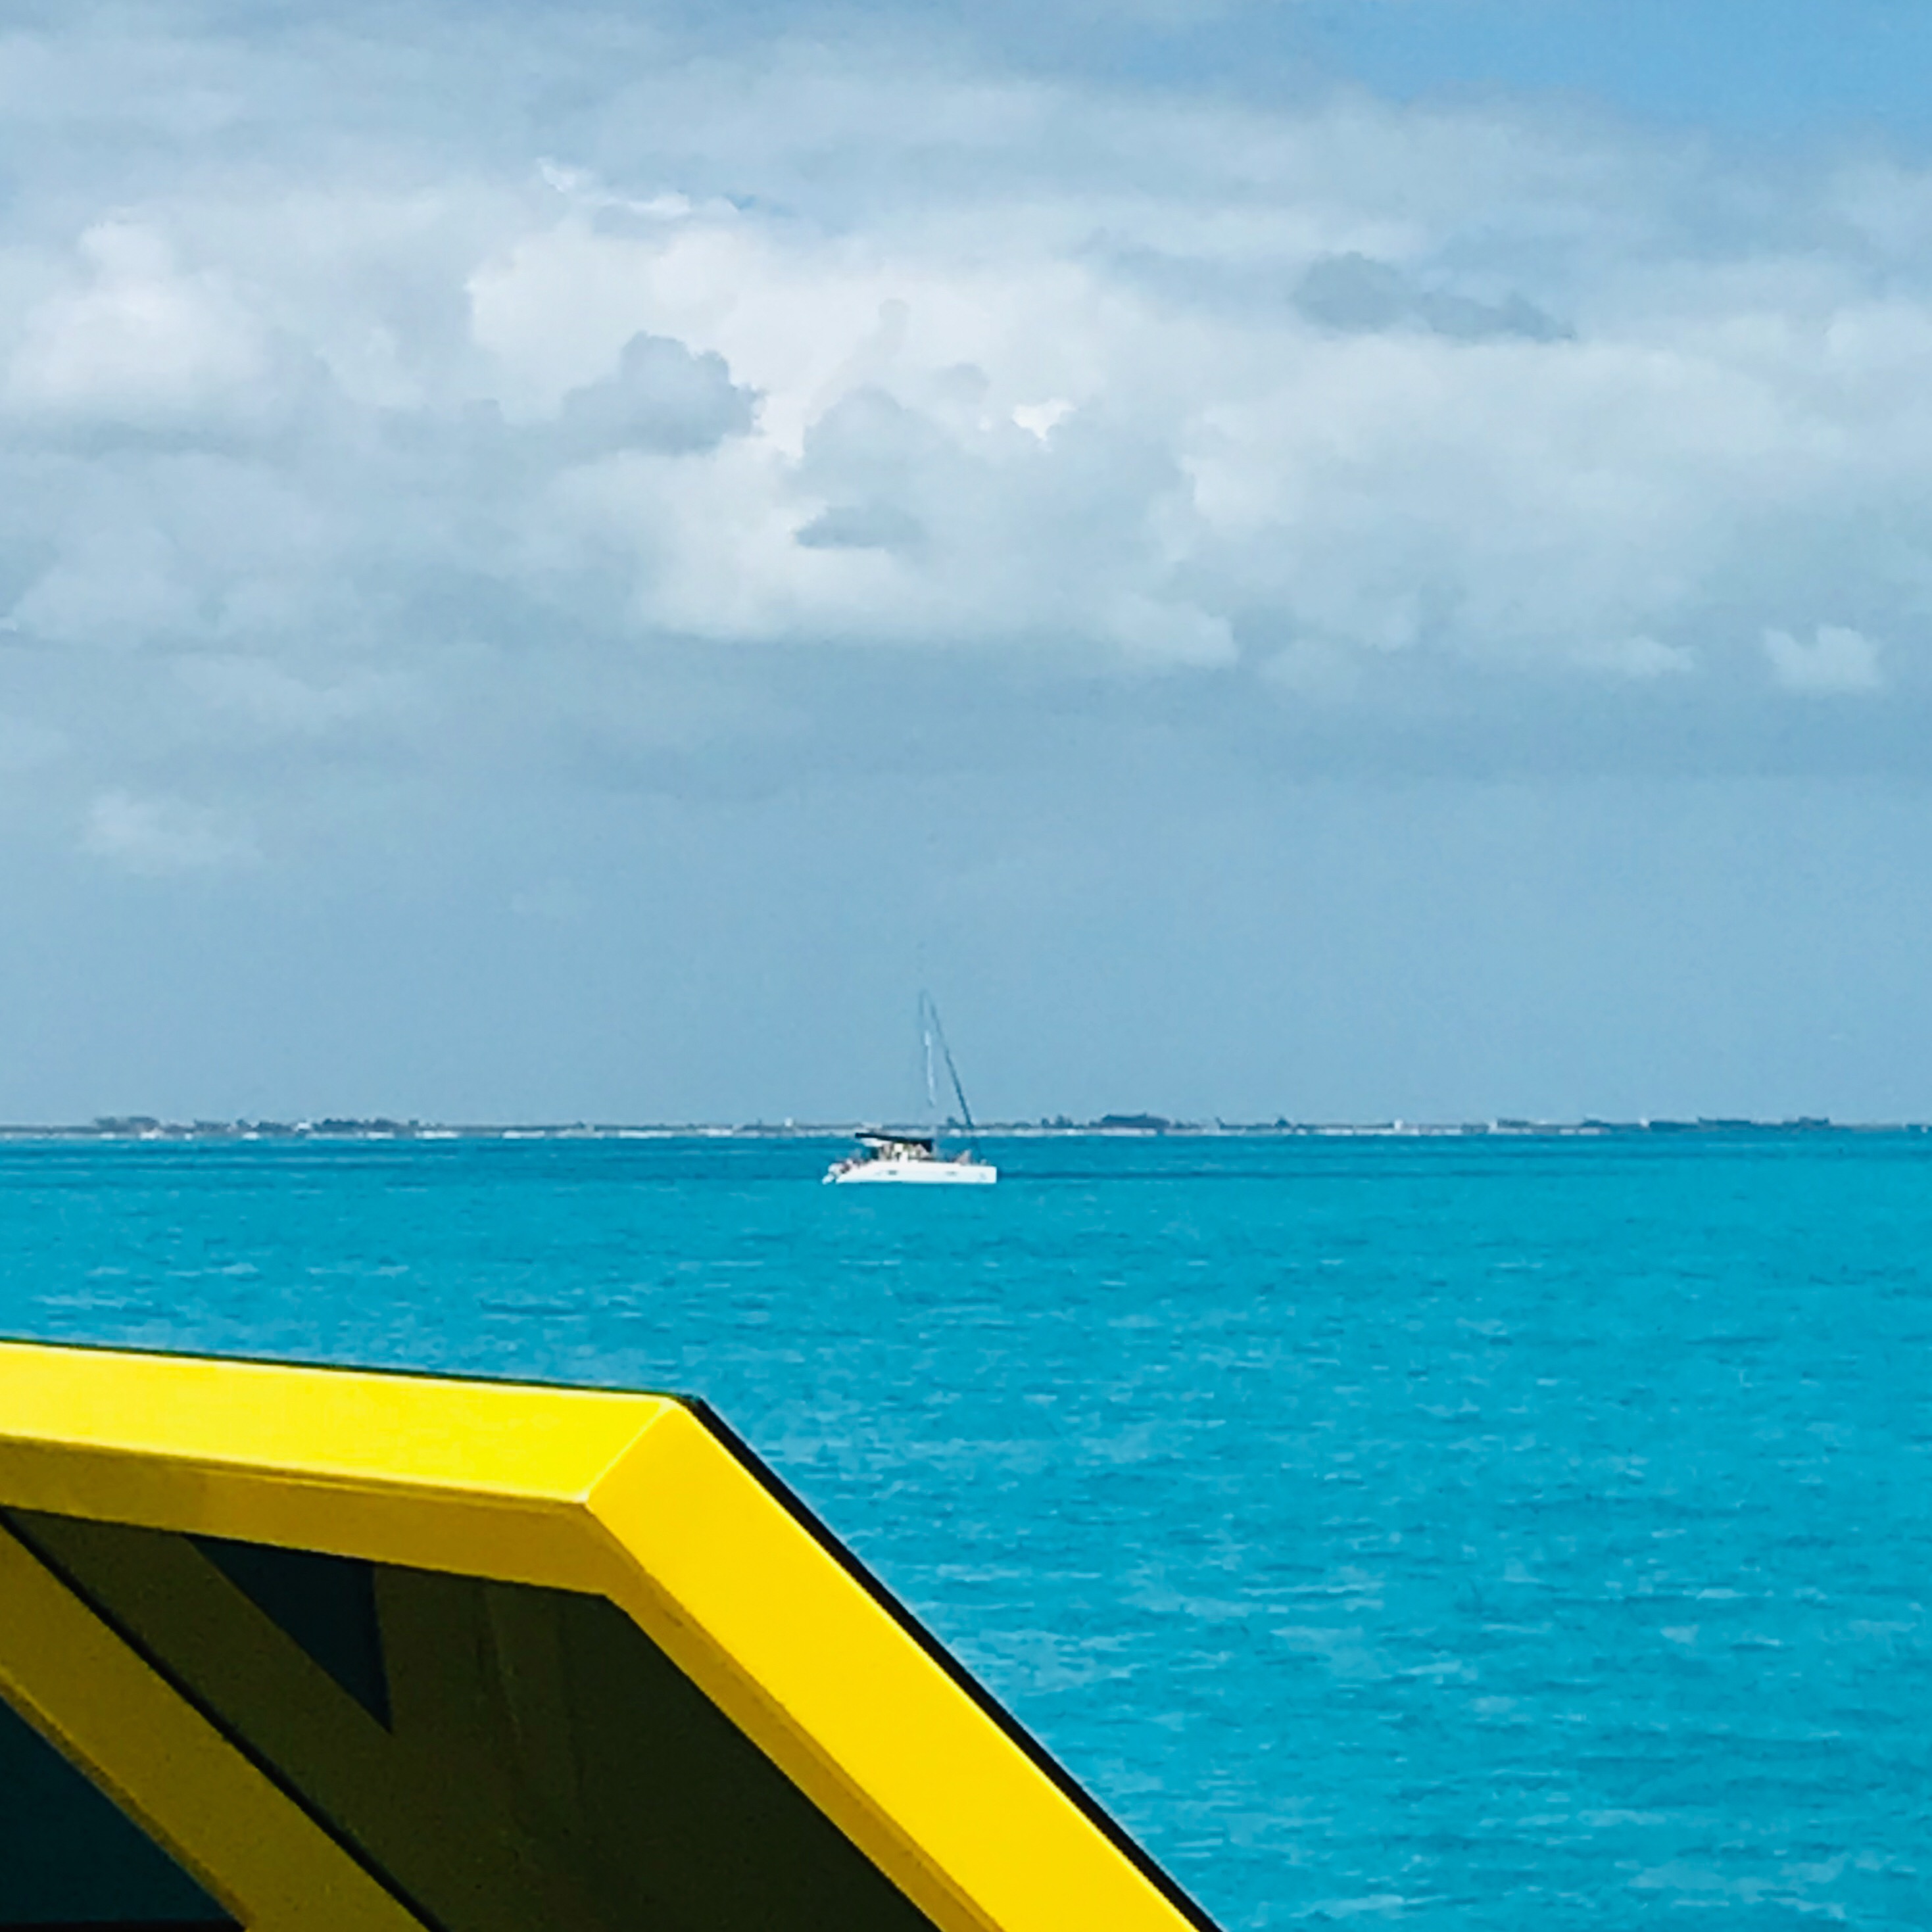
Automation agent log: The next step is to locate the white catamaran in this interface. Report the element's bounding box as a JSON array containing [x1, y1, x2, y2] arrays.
[[825, 996, 998, 1186]]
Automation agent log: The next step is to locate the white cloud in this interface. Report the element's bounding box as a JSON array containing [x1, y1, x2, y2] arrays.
[[172, 654, 409, 736], [1762, 625, 1885, 696], [1103, 594, 1238, 669], [5, 222, 271, 429], [1012, 398, 1074, 441], [0, 6, 1927, 822], [550, 331, 758, 459], [81, 791, 257, 873], [10, 525, 201, 646], [1576, 636, 1696, 681]]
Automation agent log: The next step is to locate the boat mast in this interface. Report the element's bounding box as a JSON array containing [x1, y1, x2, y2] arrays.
[[919, 992, 979, 1146]]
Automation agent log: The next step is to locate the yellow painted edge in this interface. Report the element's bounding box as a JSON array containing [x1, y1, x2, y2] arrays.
[[585, 1403, 1200, 1932], [0, 1341, 1211, 1932], [0, 1340, 667, 1501], [0, 1521, 427, 1932]]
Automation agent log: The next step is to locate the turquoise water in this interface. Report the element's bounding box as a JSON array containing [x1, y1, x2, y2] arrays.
[[1, 1132, 1928, 1928]]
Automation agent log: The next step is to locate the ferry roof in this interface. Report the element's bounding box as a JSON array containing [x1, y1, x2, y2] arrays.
[[0, 1340, 1217, 1932]]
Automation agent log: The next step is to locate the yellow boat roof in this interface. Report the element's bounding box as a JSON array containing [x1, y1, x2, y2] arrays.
[[0, 1338, 1218, 1932]]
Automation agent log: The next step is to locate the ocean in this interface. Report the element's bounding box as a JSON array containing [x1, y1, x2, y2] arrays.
[[1, 1130, 1927, 1928]]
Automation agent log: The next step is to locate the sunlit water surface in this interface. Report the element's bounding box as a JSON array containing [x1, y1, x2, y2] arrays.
[[1, 1132, 1927, 1928]]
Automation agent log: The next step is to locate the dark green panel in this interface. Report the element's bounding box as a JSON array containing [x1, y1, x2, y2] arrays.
[[0, 1694, 235, 1930], [190, 1536, 390, 1728], [9, 1510, 938, 1932], [479, 1580, 942, 1932]]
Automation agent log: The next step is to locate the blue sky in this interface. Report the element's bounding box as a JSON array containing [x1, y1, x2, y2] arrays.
[[4, 2, 1932, 1123], [1249, 1, 1932, 137], [636, 0, 1932, 142]]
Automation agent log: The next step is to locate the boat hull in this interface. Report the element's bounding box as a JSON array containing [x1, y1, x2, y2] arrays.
[[827, 1157, 997, 1186]]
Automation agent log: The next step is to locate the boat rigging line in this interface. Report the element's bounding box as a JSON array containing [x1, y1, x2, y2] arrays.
[[919, 990, 979, 1146]]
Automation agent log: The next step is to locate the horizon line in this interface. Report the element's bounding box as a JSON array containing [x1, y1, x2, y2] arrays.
[[0, 1114, 1919, 1142]]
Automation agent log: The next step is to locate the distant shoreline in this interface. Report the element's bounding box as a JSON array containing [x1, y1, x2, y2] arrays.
[[0, 1115, 1918, 1144]]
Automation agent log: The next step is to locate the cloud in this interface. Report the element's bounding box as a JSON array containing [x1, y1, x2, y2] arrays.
[[550, 331, 758, 460], [171, 654, 409, 735], [1576, 636, 1697, 681], [1762, 625, 1884, 696], [796, 500, 925, 551], [1104, 594, 1238, 668], [9, 524, 203, 646], [0, 0, 1927, 844], [1295, 252, 1568, 342], [81, 790, 257, 873], [5, 222, 278, 437]]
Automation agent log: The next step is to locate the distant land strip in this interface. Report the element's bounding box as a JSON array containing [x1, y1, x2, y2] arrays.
[[0, 1115, 1916, 1142]]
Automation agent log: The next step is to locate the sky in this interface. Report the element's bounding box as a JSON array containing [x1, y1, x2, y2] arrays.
[[6, 1, 1932, 1124]]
